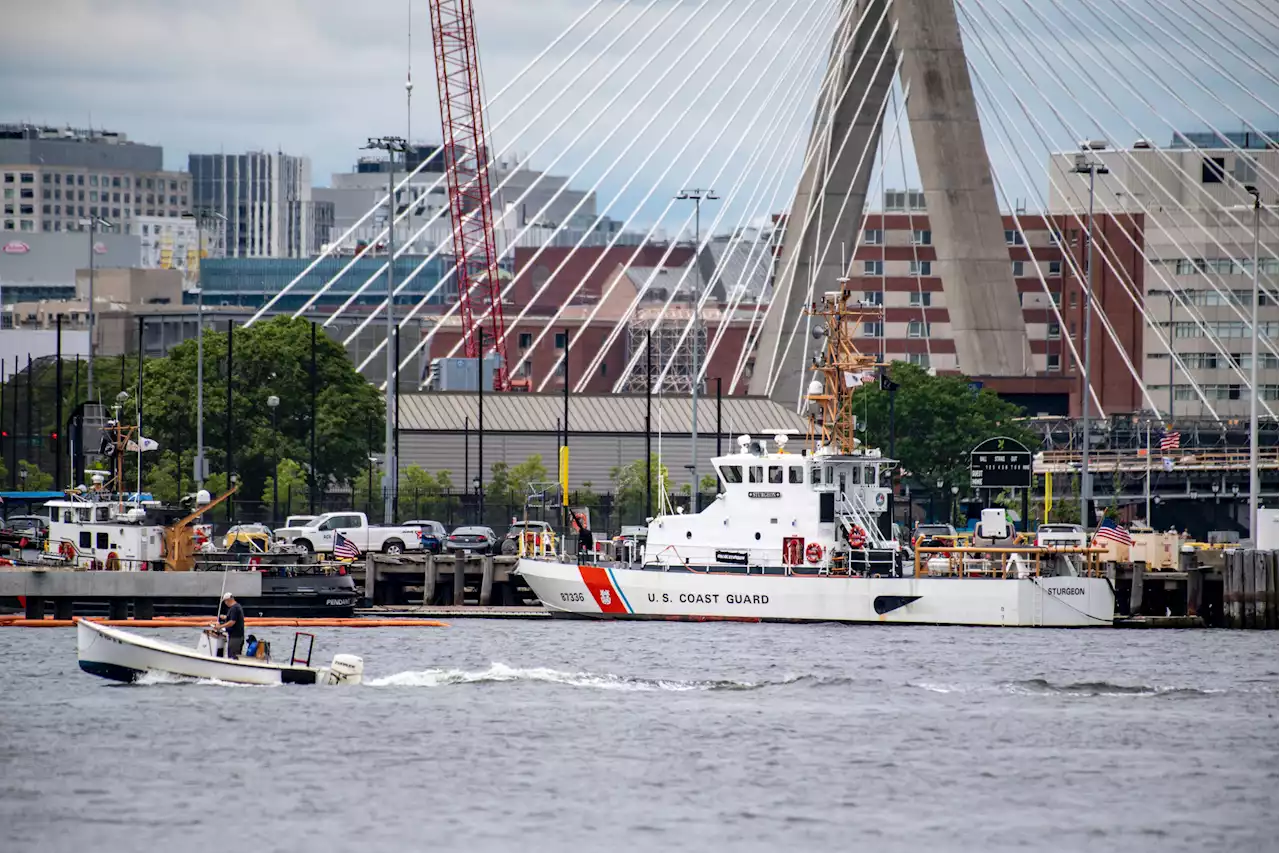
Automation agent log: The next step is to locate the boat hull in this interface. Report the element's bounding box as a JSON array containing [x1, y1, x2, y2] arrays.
[[76, 619, 318, 685], [516, 560, 1115, 627]]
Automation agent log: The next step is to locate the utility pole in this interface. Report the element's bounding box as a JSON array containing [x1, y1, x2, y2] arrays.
[[1071, 150, 1109, 530], [364, 135, 408, 524], [676, 188, 718, 508]]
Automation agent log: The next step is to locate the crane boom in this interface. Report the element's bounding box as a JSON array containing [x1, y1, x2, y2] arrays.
[[428, 0, 509, 389]]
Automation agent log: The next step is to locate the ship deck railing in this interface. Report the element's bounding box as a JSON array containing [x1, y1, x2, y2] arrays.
[[913, 545, 1109, 579]]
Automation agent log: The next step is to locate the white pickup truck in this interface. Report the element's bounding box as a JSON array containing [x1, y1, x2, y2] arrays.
[[291, 512, 423, 556]]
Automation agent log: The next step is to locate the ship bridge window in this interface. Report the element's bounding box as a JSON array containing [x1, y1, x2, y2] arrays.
[[768, 466, 784, 484], [825, 466, 834, 485], [720, 465, 743, 484], [749, 466, 763, 483], [849, 466, 862, 485], [864, 465, 877, 484], [63, 511, 72, 523], [789, 466, 804, 484], [95, 507, 109, 521], [811, 466, 821, 484], [78, 509, 90, 522]]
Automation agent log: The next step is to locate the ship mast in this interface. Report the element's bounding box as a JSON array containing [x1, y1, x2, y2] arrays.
[[804, 280, 883, 455]]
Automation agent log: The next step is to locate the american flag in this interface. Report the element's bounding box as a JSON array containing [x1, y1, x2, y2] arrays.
[[1159, 429, 1181, 451], [333, 532, 362, 561], [1092, 517, 1133, 547]]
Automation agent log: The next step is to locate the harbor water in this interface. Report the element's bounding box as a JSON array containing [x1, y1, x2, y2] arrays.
[[1, 622, 1275, 852]]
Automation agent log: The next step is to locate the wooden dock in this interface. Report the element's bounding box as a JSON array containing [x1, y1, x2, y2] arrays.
[[1114, 548, 1277, 629], [360, 553, 537, 608]]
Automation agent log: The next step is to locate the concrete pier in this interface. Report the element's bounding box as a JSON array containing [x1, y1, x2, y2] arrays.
[[0, 570, 261, 619]]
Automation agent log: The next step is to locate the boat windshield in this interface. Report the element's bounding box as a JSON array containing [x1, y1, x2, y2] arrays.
[[720, 465, 743, 484]]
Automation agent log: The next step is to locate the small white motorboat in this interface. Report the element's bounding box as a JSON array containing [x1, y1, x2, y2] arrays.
[[76, 618, 364, 686]]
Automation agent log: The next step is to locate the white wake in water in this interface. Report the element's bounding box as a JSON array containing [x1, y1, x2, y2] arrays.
[[365, 662, 764, 692], [131, 670, 269, 688]]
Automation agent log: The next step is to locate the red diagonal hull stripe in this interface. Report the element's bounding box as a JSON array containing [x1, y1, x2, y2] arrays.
[[578, 565, 628, 614]]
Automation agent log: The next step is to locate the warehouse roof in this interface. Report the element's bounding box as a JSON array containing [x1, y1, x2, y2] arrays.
[[397, 392, 808, 435]]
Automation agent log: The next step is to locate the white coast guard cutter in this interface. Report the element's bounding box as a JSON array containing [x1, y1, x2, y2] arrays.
[[516, 288, 1115, 627]]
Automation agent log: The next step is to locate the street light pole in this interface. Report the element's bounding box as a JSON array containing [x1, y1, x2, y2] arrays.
[[364, 136, 407, 524], [1246, 185, 1261, 543], [676, 188, 717, 508], [267, 394, 280, 525], [183, 208, 225, 490], [1071, 152, 1109, 530], [79, 216, 113, 404]]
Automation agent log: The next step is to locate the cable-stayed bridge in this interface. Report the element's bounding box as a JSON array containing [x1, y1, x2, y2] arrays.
[[242, 0, 1276, 441]]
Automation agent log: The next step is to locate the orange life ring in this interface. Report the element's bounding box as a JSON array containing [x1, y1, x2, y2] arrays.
[[805, 542, 824, 563], [248, 556, 263, 569], [847, 525, 867, 549], [59, 540, 77, 560], [105, 551, 121, 571]]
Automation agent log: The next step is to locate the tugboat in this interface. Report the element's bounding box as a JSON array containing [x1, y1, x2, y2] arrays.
[[516, 285, 1115, 627], [27, 416, 358, 618]]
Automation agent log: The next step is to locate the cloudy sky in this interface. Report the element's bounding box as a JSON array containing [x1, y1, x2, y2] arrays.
[[3, 0, 1275, 236]]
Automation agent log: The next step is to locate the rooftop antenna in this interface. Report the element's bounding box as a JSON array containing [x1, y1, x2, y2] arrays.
[[406, 0, 414, 151]]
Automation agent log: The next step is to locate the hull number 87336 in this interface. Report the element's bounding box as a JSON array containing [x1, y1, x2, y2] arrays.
[[560, 592, 586, 602]]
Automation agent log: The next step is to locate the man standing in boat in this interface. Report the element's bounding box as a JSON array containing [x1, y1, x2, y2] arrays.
[[213, 593, 246, 659]]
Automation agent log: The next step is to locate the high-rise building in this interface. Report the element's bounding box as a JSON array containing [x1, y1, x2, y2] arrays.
[[0, 123, 189, 237], [189, 151, 329, 258], [1047, 135, 1279, 420]]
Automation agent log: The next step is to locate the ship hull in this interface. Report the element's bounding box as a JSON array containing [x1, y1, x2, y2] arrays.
[[516, 560, 1115, 628]]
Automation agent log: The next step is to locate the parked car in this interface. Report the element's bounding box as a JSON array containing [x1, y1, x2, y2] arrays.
[[445, 526, 498, 554], [273, 515, 317, 545], [911, 523, 958, 547], [224, 523, 272, 553], [5, 514, 49, 547], [290, 512, 424, 556], [499, 520, 555, 554], [403, 519, 448, 554]]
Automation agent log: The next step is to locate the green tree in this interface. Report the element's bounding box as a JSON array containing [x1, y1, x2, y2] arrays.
[[16, 460, 53, 491], [143, 450, 184, 503], [610, 454, 671, 522], [263, 458, 310, 517], [396, 464, 441, 519], [486, 461, 519, 508], [849, 362, 1034, 488], [142, 315, 384, 506], [509, 454, 550, 499]]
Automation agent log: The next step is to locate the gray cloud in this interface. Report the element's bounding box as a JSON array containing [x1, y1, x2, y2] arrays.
[[2, 0, 1274, 236]]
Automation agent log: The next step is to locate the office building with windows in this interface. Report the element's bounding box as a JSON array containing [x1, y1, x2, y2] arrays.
[[0, 123, 189, 237], [189, 151, 329, 258], [1047, 134, 1279, 419], [837, 191, 1143, 416]]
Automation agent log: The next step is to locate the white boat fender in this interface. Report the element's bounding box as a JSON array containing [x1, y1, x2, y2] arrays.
[[323, 654, 365, 685]]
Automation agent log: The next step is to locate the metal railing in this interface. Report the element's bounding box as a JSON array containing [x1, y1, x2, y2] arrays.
[[913, 545, 1108, 579]]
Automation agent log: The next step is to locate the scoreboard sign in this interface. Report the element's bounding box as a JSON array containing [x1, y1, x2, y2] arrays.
[[969, 436, 1032, 489]]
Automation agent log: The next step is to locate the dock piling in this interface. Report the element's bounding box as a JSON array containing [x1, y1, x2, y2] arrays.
[[1244, 553, 1258, 629], [480, 555, 494, 606], [1128, 561, 1145, 616], [452, 549, 466, 605], [423, 554, 437, 606]]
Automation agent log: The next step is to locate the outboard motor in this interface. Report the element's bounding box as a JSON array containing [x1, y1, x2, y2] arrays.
[[322, 654, 364, 685]]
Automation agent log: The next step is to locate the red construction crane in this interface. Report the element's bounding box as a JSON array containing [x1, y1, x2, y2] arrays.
[[429, 0, 509, 389]]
